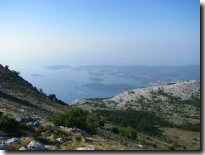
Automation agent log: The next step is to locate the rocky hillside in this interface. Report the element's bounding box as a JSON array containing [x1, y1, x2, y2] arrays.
[[72, 80, 200, 118], [0, 64, 69, 117], [0, 65, 200, 150]]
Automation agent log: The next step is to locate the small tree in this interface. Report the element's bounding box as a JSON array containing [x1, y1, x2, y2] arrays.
[[48, 94, 57, 101], [5, 65, 9, 69]]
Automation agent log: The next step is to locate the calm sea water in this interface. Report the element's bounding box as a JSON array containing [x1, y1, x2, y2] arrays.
[[20, 65, 200, 104], [21, 67, 149, 104]]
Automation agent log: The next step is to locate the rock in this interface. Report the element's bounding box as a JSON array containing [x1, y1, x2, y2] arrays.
[[0, 144, 10, 150], [72, 128, 89, 137], [48, 134, 55, 140], [138, 144, 143, 148], [0, 131, 7, 137], [33, 120, 41, 127], [25, 131, 33, 137], [27, 141, 45, 150], [19, 146, 29, 150], [79, 130, 89, 137], [20, 137, 31, 142], [15, 114, 24, 123], [0, 137, 10, 141], [6, 138, 21, 144], [56, 138, 64, 143], [75, 135, 81, 141], [77, 146, 96, 150], [45, 145, 59, 150]]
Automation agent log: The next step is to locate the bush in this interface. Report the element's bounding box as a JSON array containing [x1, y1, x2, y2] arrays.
[[94, 109, 170, 136], [111, 127, 119, 134], [0, 113, 20, 135], [86, 115, 99, 134], [47, 108, 104, 134], [126, 127, 137, 139]]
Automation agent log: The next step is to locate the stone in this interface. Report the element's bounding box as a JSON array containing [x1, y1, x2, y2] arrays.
[[75, 135, 81, 141], [6, 138, 21, 144], [15, 114, 24, 123], [138, 144, 143, 148], [0, 144, 10, 150], [0, 137, 10, 141], [20, 137, 31, 141], [79, 130, 89, 137], [45, 145, 59, 150], [33, 121, 41, 127], [77, 146, 96, 150], [56, 138, 64, 143], [48, 134, 55, 140], [72, 128, 89, 137], [27, 140, 45, 150], [0, 131, 7, 137], [19, 146, 29, 150]]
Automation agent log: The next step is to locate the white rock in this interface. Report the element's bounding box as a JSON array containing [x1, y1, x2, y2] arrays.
[[27, 140, 45, 150], [19, 146, 29, 150], [45, 145, 59, 150], [0, 144, 10, 150], [56, 138, 64, 143], [138, 144, 143, 148], [0, 131, 7, 137], [77, 146, 96, 150], [6, 138, 20, 144]]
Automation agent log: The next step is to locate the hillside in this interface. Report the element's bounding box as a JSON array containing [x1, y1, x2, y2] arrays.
[[72, 80, 200, 118], [0, 65, 200, 150], [0, 64, 69, 117], [71, 80, 200, 150]]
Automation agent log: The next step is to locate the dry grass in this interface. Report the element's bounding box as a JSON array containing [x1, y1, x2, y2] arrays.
[[11, 138, 33, 150], [161, 127, 200, 150]]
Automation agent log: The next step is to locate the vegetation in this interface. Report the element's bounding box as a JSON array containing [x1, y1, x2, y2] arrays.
[[0, 112, 27, 137], [48, 94, 67, 106], [94, 109, 173, 136], [177, 122, 200, 132], [47, 108, 104, 134]]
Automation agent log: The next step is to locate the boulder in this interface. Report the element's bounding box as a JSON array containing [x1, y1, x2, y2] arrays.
[[138, 144, 143, 148], [15, 114, 24, 123], [6, 138, 21, 144], [75, 135, 81, 141], [33, 120, 41, 127], [56, 138, 64, 143], [0, 144, 10, 150], [0, 131, 7, 137], [45, 145, 59, 150], [0, 137, 10, 141], [20, 137, 31, 141], [77, 146, 96, 150], [72, 128, 89, 137], [27, 140, 45, 150], [19, 146, 29, 150], [48, 134, 55, 140]]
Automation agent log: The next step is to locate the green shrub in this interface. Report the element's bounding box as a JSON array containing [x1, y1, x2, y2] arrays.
[[0, 113, 20, 135], [47, 108, 104, 134], [126, 127, 137, 139], [111, 127, 119, 134], [94, 109, 170, 136], [86, 115, 99, 134], [167, 143, 177, 150]]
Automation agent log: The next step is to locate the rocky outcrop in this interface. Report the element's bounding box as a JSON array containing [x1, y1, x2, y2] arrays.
[[27, 141, 45, 150], [77, 146, 96, 150], [72, 80, 200, 117]]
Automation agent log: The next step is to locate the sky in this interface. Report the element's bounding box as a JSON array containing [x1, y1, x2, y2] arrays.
[[0, 0, 200, 70]]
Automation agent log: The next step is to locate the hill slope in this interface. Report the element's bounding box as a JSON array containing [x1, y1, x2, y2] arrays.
[[0, 64, 69, 117], [72, 80, 200, 118]]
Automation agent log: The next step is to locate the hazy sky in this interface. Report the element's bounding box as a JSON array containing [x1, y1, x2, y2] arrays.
[[0, 0, 200, 70]]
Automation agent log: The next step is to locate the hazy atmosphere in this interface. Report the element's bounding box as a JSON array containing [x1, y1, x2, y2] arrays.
[[0, 0, 201, 151], [0, 0, 200, 70]]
